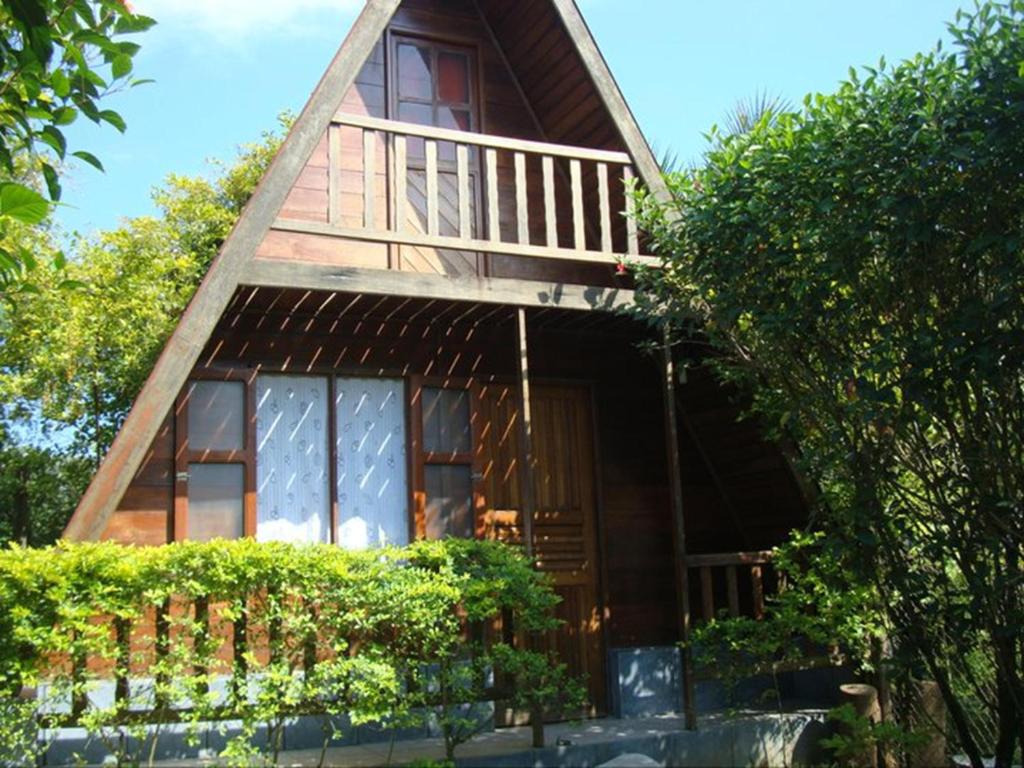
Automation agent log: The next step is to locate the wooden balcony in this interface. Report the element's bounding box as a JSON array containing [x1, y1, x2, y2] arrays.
[[271, 114, 657, 275]]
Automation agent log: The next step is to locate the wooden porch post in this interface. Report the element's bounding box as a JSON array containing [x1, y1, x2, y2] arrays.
[[516, 307, 545, 749], [516, 307, 537, 559], [662, 325, 698, 730]]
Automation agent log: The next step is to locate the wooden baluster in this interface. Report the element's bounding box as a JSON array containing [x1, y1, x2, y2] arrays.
[[70, 631, 87, 721], [425, 139, 439, 236], [232, 610, 248, 703], [328, 123, 341, 225], [303, 599, 318, 678], [486, 148, 499, 242], [597, 161, 612, 253], [751, 565, 765, 620], [114, 617, 131, 707], [154, 600, 170, 711], [726, 566, 740, 618], [542, 155, 557, 248], [570, 159, 585, 250], [394, 134, 407, 234], [268, 587, 283, 666], [194, 596, 210, 697], [624, 165, 640, 256], [514, 151, 529, 245], [363, 129, 376, 229], [457, 144, 470, 239], [700, 566, 714, 622]]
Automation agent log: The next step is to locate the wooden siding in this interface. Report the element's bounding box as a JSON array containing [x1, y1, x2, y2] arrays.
[[101, 418, 174, 546]]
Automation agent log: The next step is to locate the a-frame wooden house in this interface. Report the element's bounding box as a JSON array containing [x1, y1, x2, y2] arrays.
[[65, 0, 809, 716]]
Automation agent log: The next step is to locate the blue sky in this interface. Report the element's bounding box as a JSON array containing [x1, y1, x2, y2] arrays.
[[55, 0, 967, 237]]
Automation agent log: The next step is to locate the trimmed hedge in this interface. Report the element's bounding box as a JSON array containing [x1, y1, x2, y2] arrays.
[[0, 538, 580, 766]]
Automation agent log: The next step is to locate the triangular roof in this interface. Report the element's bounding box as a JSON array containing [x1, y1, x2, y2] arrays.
[[64, 0, 671, 541]]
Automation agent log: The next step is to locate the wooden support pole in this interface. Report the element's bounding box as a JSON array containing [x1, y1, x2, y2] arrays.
[[662, 325, 697, 730], [516, 306, 543, 749], [516, 307, 536, 559]]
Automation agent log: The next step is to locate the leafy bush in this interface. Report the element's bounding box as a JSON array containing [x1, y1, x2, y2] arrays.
[[0, 538, 580, 766], [634, 2, 1024, 764]]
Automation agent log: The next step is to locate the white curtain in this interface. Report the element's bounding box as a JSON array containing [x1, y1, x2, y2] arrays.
[[256, 375, 330, 543], [335, 377, 409, 549]]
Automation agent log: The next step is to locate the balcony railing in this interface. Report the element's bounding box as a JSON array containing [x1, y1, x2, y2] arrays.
[[685, 550, 774, 623], [273, 113, 658, 269]]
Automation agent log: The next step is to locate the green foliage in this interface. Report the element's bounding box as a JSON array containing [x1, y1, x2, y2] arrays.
[[0, 118, 286, 473], [0, 538, 578, 766], [634, 2, 1024, 763], [689, 532, 881, 697], [0, 443, 91, 546], [0, 0, 154, 295], [821, 703, 930, 763]]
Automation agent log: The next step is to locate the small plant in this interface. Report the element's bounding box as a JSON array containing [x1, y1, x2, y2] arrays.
[[822, 703, 930, 764]]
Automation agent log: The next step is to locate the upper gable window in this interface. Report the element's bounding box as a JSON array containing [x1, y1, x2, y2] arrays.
[[395, 37, 476, 138]]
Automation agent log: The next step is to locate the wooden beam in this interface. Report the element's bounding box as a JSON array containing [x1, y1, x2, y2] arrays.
[[247, 258, 636, 313], [271, 218, 660, 267], [64, 0, 404, 541], [516, 308, 536, 559], [662, 326, 697, 730], [336, 112, 632, 164]]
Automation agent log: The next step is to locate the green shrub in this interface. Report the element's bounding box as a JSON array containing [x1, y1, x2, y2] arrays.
[[0, 538, 579, 766]]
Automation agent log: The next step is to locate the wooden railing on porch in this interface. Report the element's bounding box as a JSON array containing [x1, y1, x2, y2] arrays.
[[273, 113, 659, 268], [685, 550, 775, 624]]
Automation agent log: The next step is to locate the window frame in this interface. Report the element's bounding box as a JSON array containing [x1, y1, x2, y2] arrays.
[[174, 370, 256, 541], [177, 368, 489, 546], [408, 375, 485, 542], [389, 33, 481, 163]]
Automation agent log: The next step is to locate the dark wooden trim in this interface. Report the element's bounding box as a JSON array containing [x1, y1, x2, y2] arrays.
[[270, 218, 657, 267], [408, 374, 426, 541], [243, 374, 257, 538], [662, 328, 697, 731], [683, 551, 774, 568], [515, 308, 536, 559], [327, 375, 339, 545], [587, 381, 613, 696], [173, 393, 188, 542]]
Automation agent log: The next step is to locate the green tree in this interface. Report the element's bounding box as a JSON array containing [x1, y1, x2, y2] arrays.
[[0, 0, 154, 294], [634, 3, 1023, 765], [0, 121, 285, 541]]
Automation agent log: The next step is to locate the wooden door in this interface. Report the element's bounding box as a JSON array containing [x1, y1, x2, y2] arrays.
[[479, 383, 605, 714]]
